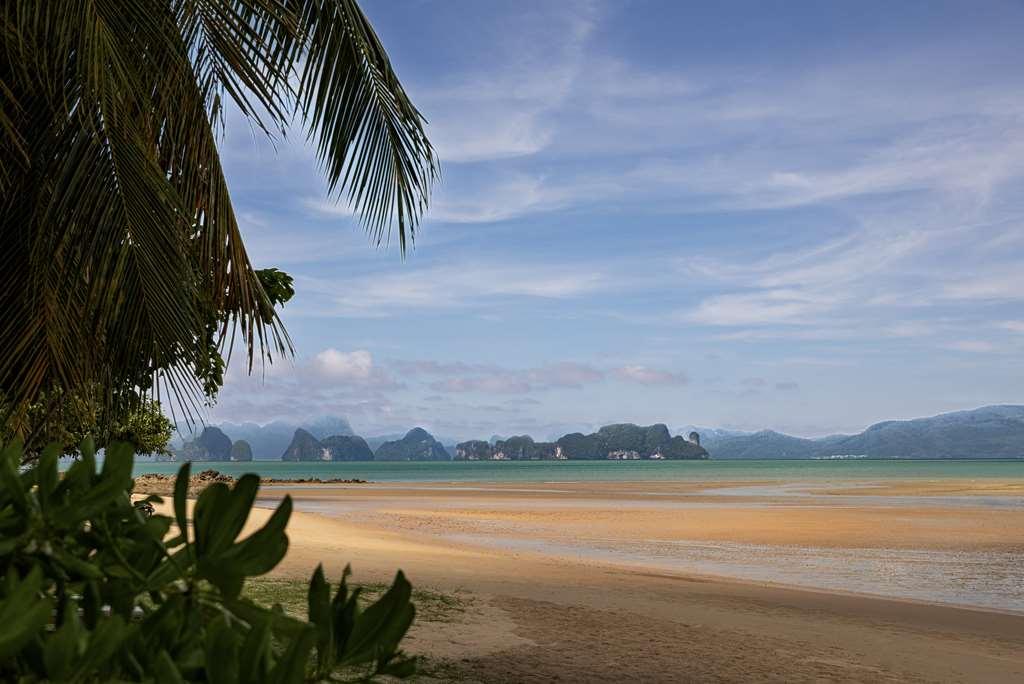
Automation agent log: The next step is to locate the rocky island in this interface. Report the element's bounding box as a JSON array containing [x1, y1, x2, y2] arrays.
[[456, 423, 708, 460], [176, 420, 709, 462], [179, 426, 233, 461], [281, 428, 375, 461], [374, 427, 450, 461]]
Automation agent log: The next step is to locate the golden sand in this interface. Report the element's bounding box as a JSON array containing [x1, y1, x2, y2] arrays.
[[153, 479, 1024, 682]]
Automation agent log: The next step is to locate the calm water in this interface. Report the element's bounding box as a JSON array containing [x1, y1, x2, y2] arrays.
[[444, 533, 1024, 613], [129, 458, 1024, 483]]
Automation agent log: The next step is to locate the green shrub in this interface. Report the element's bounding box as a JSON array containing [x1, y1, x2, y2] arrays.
[[0, 438, 415, 682]]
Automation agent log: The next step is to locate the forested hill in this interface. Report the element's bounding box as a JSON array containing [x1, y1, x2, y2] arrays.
[[698, 405, 1024, 459]]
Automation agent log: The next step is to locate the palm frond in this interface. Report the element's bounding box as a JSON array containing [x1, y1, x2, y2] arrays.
[[298, 0, 437, 252], [0, 0, 435, 430]]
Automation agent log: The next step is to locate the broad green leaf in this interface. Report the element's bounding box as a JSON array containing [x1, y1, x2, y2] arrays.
[[0, 569, 53, 661], [0, 440, 30, 513], [331, 565, 359, 655], [144, 544, 190, 590], [74, 616, 132, 678], [212, 495, 292, 578], [154, 649, 187, 684], [194, 481, 231, 557], [267, 624, 315, 684], [52, 548, 104, 580], [54, 442, 134, 522], [35, 443, 61, 507], [55, 444, 97, 499], [204, 615, 241, 684], [238, 608, 274, 684], [101, 441, 135, 481], [82, 581, 101, 629], [80, 436, 96, 462], [169, 462, 191, 549], [43, 599, 84, 680], [307, 564, 334, 675], [203, 473, 261, 555], [378, 652, 418, 679], [224, 597, 308, 641], [340, 570, 415, 666]]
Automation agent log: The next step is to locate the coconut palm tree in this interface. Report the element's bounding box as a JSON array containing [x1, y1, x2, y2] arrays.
[[0, 0, 436, 440]]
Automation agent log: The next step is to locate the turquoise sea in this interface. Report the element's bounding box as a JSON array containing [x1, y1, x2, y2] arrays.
[[129, 458, 1024, 482]]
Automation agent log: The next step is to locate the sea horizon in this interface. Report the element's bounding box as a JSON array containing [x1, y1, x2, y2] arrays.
[[126, 457, 1024, 483]]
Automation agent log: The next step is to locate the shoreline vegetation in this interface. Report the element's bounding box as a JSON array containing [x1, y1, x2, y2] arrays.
[[3, 443, 417, 682]]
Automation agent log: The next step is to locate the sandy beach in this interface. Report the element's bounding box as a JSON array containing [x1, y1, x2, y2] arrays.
[[181, 478, 1021, 683], [144, 477, 1024, 682]]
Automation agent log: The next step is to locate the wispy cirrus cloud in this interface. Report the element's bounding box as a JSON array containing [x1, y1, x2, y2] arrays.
[[942, 269, 1024, 302], [291, 263, 609, 316], [413, 0, 599, 164], [943, 340, 998, 354], [611, 365, 688, 386], [396, 358, 687, 394], [206, 2, 1024, 437]]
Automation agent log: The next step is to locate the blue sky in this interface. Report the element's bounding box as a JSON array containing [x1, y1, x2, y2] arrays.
[[209, 0, 1024, 440]]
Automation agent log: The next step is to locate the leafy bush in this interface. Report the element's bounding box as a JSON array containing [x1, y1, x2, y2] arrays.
[[3, 387, 174, 460], [0, 438, 415, 682]]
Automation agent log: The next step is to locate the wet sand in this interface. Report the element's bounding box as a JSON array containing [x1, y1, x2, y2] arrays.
[[165, 479, 1024, 682]]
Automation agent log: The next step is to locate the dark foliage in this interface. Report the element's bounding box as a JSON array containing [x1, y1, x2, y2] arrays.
[[2, 387, 174, 459], [0, 438, 416, 682], [0, 0, 436, 438]]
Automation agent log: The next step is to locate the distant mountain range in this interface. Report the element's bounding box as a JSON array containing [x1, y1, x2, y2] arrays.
[[173, 404, 1024, 462], [176, 416, 355, 459], [687, 405, 1024, 459], [175, 423, 706, 462]]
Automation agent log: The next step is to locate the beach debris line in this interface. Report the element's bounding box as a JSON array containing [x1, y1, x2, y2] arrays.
[[134, 469, 370, 495]]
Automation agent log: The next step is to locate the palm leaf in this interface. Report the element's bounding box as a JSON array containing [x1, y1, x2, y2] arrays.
[[0, 0, 435, 435], [297, 0, 437, 252]]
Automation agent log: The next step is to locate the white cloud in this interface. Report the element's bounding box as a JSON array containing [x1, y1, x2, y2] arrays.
[[414, 0, 599, 164], [612, 365, 688, 386], [208, 348, 404, 426], [397, 358, 688, 394], [943, 271, 1024, 301], [424, 362, 604, 395], [428, 174, 566, 223], [944, 340, 997, 353], [302, 198, 357, 219], [311, 349, 374, 380], [883, 322, 936, 338], [293, 262, 608, 316], [428, 110, 554, 164], [687, 289, 837, 326]]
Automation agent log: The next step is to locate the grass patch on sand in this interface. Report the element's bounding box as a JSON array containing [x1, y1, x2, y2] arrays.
[[244, 576, 470, 624], [244, 577, 475, 681]]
